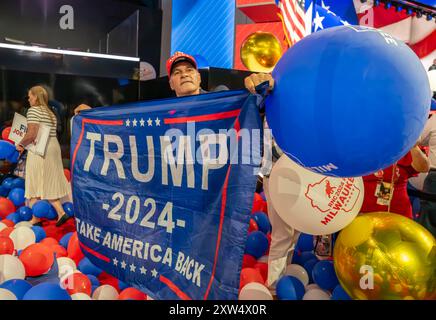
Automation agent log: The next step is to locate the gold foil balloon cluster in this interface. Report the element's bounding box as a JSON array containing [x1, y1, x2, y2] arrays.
[[240, 32, 282, 73], [333, 212, 436, 300]]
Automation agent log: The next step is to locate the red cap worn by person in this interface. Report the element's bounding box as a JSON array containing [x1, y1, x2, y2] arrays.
[[166, 51, 198, 76]]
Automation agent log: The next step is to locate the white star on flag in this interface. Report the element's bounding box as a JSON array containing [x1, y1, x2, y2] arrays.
[[147, 118, 153, 126], [121, 261, 127, 269], [130, 264, 136, 272], [113, 258, 118, 266], [341, 19, 350, 26], [321, 0, 330, 11], [140, 266, 147, 275], [132, 119, 137, 127], [155, 118, 161, 126], [313, 11, 325, 32], [140, 118, 145, 127], [151, 269, 158, 277], [125, 119, 130, 127]]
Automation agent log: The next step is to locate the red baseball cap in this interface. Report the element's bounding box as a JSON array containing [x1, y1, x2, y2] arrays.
[[166, 51, 197, 76]]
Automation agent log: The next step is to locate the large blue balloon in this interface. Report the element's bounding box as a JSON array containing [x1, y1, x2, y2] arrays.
[[18, 206, 33, 221], [6, 151, 19, 164], [62, 202, 74, 217], [303, 258, 318, 284], [292, 250, 316, 266], [266, 25, 431, 177], [0, 279, 32, 300], [276, 275, 305, 300], [245, 231, 269, 259], [0, 141, 15, 159], [31, 226, 46, 243], [11, 178, 25, 189], [78, 257, 103, 277], [23, 283, 71, 300], [6, 212, 21, 224], [8, 188, 25, 206], [332, 284, 352, 300], [0, 186, 8, 197], [32, 200, 51, 218], [312, 260, 339, 291], [59, 232, 73, 249], [47, 205, 58, 220], [296, 233, 314, 252], [1, 178, 14, 190]]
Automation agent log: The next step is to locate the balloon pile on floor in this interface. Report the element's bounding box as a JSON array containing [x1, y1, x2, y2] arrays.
[[0, 176, 150, 300], [239, 192, 351, 300]]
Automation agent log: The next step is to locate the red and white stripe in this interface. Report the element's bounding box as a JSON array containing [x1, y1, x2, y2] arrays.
[[278, 0, 309, 45], [353, 0, 436, 70]]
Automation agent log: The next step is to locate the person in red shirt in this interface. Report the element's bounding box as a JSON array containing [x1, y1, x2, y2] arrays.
[[360, 145, 429, 219]]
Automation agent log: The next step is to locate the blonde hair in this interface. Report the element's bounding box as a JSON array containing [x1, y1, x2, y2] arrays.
[[29, 86, 56, 126]]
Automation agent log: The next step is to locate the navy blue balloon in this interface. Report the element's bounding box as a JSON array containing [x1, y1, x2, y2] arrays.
[[47, 205, 58, 220], [6, 151, 19, 164], [312, 260, 339, 291], [293, 250, 316, 266], [276, 275, 305, 300], [59, 232, 73, 249], [23, 283, 71, 300], [332, 284, 352, 300], [266, 25, 431, 177], [18, 206, 33, 221], [11, 178, 25, 189], [86, 274, 100, 287], [0, 186, 8, 197], [0, 279, 33, 300], [296, 233, 314, 252], [0, 141, 15, 159], [1, 178, 14, 190], [31, 226, 46, 243], [78, 257, 102, 276], [6, 212, 21, 224], [62, 202, 74, 217], [303, 258, 318, 284], [252, 212, 271, 234], [8, 188, 25, 206], [32, 200, 51, 218], [245, 231, 269, 259]]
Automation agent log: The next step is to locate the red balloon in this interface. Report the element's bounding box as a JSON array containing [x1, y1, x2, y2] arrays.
[[0, 235, 14, 255], [0, 227, 14, 237], [19, 243, 54, 277], [41, 237, 59, 247], [240, 268, 264, 290], [67, 232, 85, 265], [64, 272, 92, 296], [98, 272, 120, 292], [242, 254, 257, 269], [251, 200, 268, 215], [64, 169, 71, 182], [253, 193, 263, 203], [248, 219, 259, 233], [1, 220, 15, 228], [51, 244, 68, 258], [1, 127, 13, 144], [254, 262, 268, 283], [118, 288, 147, 300], [0, 198, 16, 219]]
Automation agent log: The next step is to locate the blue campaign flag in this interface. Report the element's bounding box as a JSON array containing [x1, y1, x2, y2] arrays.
[[312, 0, 355, 33], [71, 90, 263, 300], [315, 0, 358, 25]]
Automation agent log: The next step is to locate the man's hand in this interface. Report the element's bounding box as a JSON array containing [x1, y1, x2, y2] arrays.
[[244, 73, 274, 94], [16, 144, 24, 155], [74, 104, 92, 115]]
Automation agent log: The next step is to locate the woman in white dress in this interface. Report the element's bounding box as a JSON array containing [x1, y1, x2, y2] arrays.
[[16, 86, 71, 227]]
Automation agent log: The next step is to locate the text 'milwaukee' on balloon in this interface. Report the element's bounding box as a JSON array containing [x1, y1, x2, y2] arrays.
[[266, 25, 432, 177]]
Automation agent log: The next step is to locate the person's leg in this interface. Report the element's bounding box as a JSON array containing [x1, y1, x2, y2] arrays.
[[48, 199, 70, 226], [29, 197, 41, 224], [264, 177, 300, 291]]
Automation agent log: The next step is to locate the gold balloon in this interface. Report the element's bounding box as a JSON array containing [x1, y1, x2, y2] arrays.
[[240, 32, 282, 73], [334, 212, 436, 300]]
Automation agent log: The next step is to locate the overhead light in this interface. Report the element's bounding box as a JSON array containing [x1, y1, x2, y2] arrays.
[[0, 42, 140, 62], [406, 7, 413, 15], [395, 5, 402, 12], [374, 0, 380, 6], [385, 2, 392, 10], [427, 13, 433, 21]]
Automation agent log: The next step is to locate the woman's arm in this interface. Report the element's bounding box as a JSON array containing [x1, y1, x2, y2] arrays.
[[411, 145, 430, 173], [18, 123, 39, 147]]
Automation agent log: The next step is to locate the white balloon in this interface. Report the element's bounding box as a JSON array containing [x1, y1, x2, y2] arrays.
[[305, 283, 321, 291], [0, 254, 26, 284], [0, 222, 7, 232], [71, 293, 92, 300], [57, 257, 77, 278], [428, 68, 436, 92], [269, 155, 364, 235], [92, 285, 119, 300], [284, 264, 309, 287], [303, 288, 331, 300], [0, 288, 17, 300], [14, 221, 33, 228], [239, 282, 273, 300], [10, 226, 36, 250], [147, 295, 155, 300]]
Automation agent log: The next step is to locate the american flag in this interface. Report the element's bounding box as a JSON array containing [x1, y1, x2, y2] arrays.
[[276, 0, 313, 46]]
